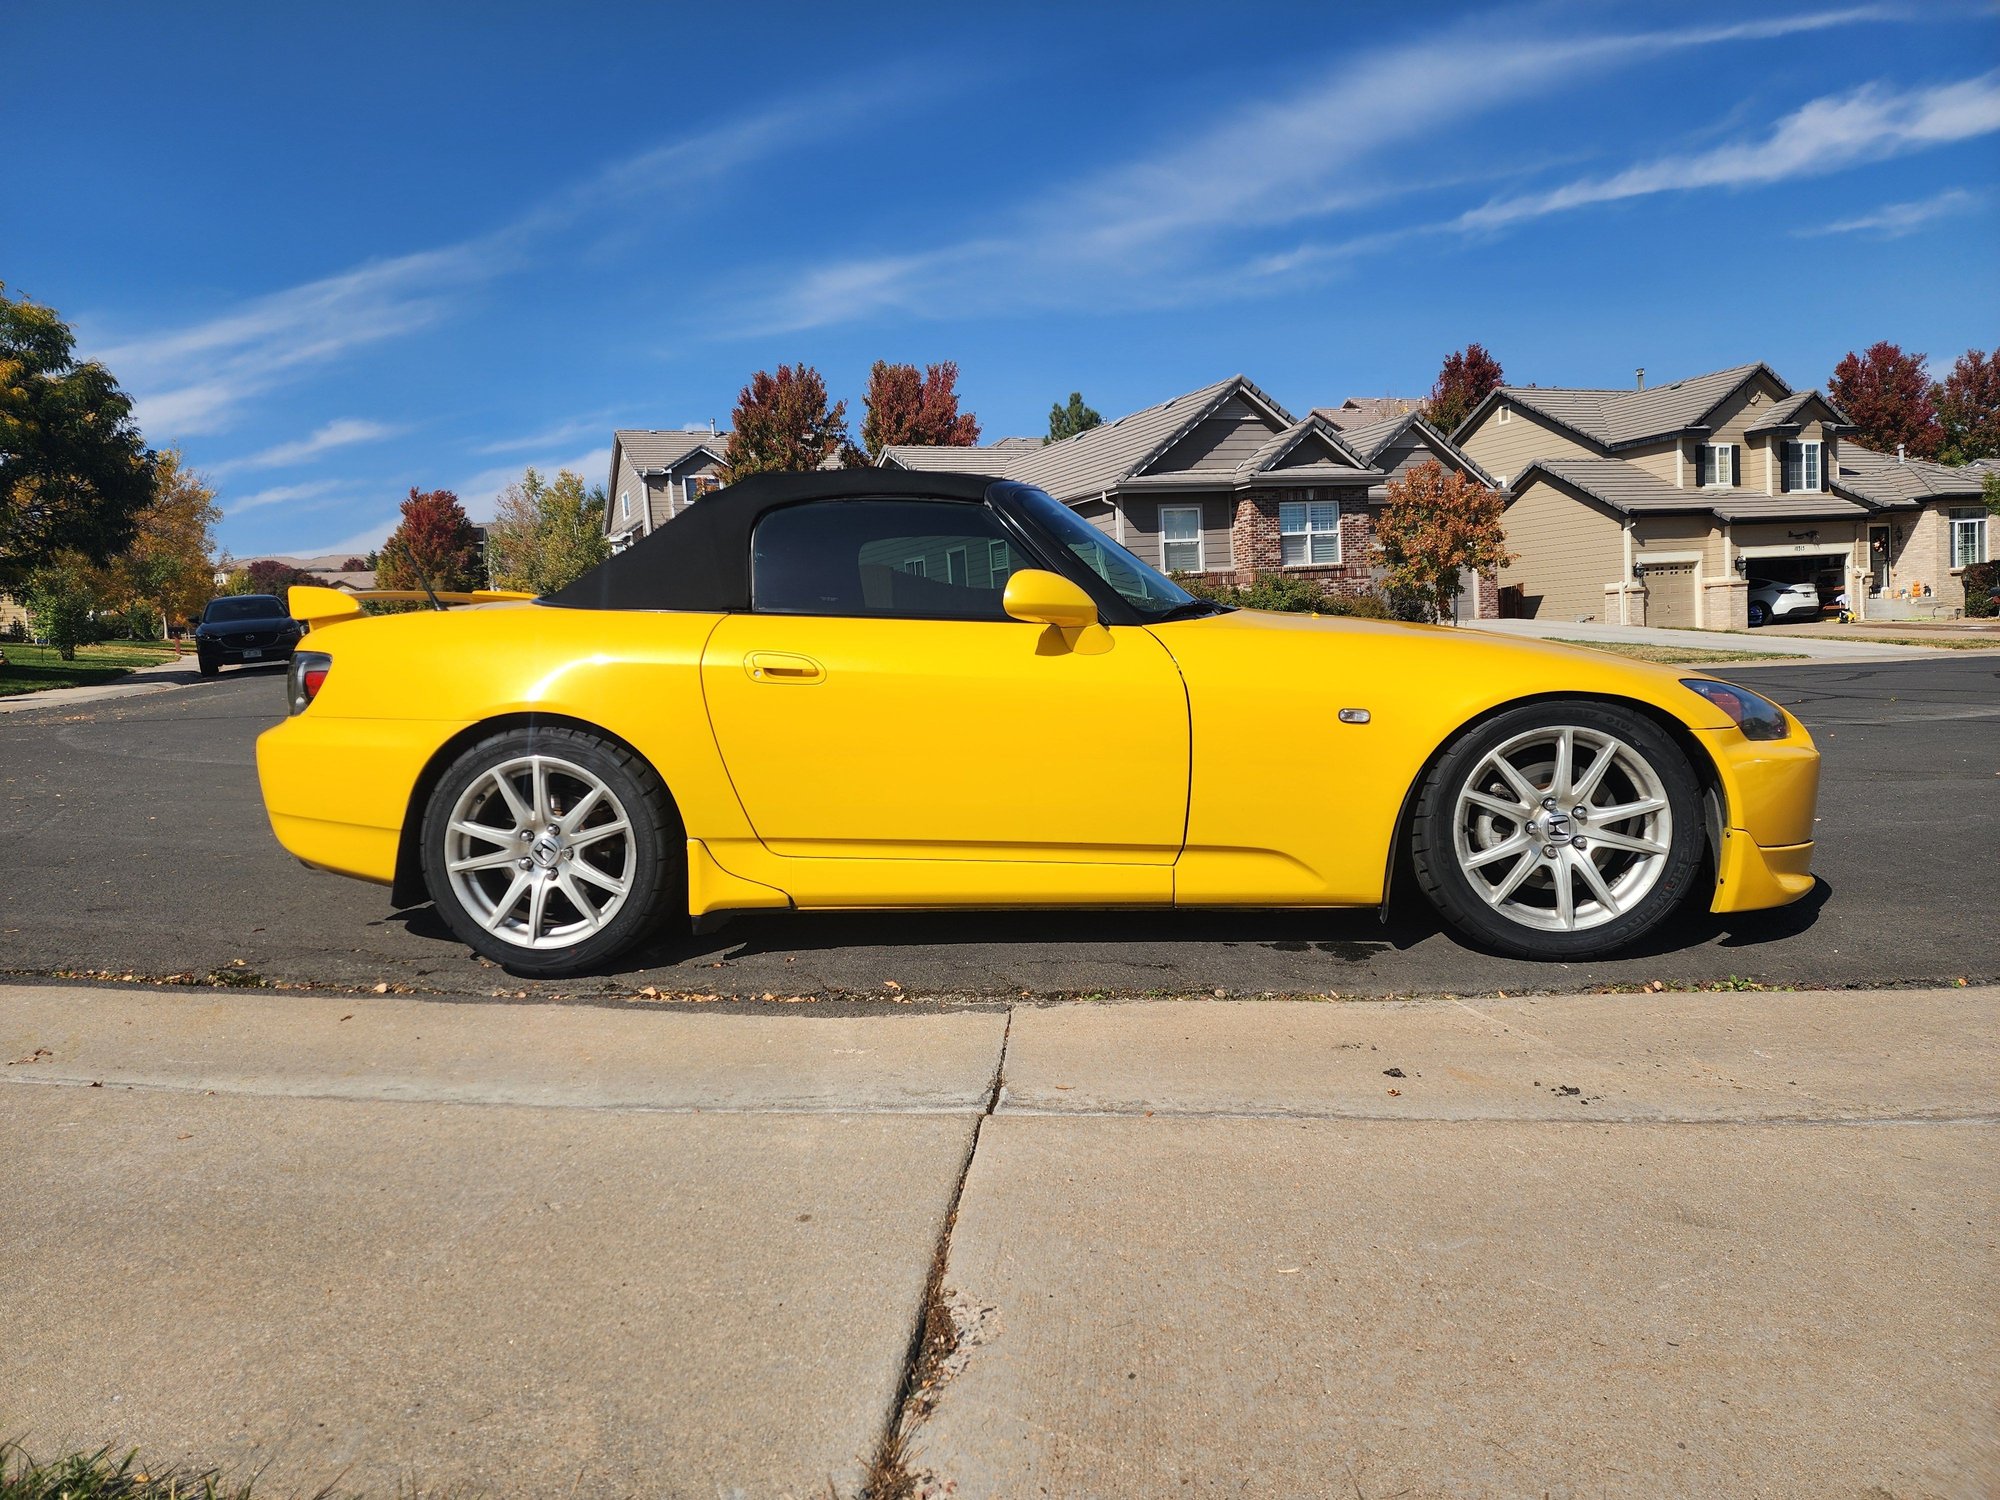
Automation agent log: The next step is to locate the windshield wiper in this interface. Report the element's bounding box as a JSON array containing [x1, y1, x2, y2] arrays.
[[1150, 599, 1228, 622]]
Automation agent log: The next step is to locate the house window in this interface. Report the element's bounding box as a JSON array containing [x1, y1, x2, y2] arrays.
[[1160, 505, 1204, 573], [1700, 443, 1736, 488], [901, 557, 928, 578], [620, 490, 631, 519], [1497, 405, 1511, 425], [1950, 508, 1988, 568], [1279, 501, 1341, 566], [1784, 440, 1824, 493], [684, 473, 720, 503], [946, 546, 969, 586], [987, 539, 1011, 586]]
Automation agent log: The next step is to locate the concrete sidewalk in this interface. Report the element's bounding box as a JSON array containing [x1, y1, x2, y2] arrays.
[[1465, 615, 1979, 660], [2, 983, 1993, 1497], [0, 652, 226, 715]]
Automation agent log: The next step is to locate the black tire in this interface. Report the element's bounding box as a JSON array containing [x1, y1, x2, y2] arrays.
[[1409, 699, 1704, 960], [1747, 600, 1768, 627], [420, 725, 686, 977], [197, 654, 219, 677]]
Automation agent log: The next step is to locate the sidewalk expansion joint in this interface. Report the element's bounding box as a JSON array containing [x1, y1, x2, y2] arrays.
[[858, 1004, 1011, 1499]]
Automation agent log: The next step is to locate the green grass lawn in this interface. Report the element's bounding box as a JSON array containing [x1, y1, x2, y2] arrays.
[[1550, 639, 1808, 665], [0, 641, 181, 697]]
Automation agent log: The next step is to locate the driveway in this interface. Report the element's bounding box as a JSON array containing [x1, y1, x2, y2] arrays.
[[2, 657, 1995, 1000]]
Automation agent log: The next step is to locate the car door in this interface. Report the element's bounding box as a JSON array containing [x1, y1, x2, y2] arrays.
[[700, 497, 1190, 884]]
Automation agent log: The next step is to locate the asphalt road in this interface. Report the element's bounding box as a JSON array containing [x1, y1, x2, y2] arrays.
[[4, 656, 1995, 1001]]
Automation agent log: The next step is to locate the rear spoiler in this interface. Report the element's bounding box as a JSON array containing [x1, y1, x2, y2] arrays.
[[288, 585, 537, 629]]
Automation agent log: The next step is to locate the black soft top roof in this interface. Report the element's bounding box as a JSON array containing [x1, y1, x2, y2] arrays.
[[543, 468, 1006, 612]]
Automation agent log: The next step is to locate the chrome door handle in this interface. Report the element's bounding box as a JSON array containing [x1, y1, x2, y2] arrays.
[[745, 652, 826, 684]]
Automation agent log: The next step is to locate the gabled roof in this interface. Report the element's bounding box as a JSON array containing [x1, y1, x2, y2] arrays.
[[1833, 444, 1989, 509], [1742, 389, 1847, 433], [1316, 396, 1421, 428], [881, 376, 1383, 502], [1323, 409, 1499, 488], [613, 429, 728, 475], [880, 442, 1034, 475], [1518, 457, 1871, 522], [1456, 363, 1789, 451]]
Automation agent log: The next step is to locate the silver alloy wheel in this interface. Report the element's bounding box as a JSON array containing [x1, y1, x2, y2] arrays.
[[1451, 725, 1673, 934], [442, 753, 635, 951]]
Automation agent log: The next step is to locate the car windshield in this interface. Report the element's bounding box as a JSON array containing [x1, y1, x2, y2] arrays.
[[1010, 487, 1219, 621], [204, 595, 287, 623]]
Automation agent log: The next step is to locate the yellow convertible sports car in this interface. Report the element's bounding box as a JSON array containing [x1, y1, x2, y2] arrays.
[[258, 471, 1820, 977]]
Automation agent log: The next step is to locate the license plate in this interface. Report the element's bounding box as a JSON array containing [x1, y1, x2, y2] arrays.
[[242, 648, 262, 660]]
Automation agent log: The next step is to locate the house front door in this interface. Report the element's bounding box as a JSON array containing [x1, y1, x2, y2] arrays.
[[1868, 525, 1891, 594]]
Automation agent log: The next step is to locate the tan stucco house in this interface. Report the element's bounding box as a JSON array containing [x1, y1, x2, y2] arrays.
[[1454, 363, 1993, 626], [883, 374, 1493, 607], [605, 428, 728, 552]]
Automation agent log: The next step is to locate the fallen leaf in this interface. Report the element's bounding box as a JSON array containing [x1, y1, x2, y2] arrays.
[[883, 980, 902, 991], [1386, 1088, 1401, 1096], [372, 983, 389, 994]]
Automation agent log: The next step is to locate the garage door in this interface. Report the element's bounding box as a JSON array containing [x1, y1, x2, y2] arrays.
[[1644, 562, 1697, 628]]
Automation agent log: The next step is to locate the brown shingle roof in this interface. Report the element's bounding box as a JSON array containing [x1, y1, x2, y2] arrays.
[[615, 429, 727, 473], [1834, 444, 1988, 508], [1466, 364, 1782, 450], [1316, 396, 1421, 428], [1521, 456, 1872, 522]]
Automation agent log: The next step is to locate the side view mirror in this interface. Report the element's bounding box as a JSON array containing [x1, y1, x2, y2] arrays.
[[1002, 569, 1098, 630]]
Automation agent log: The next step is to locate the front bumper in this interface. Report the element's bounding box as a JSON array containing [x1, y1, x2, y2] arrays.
[[201, 639, 298, 665], [1692, 718, 1822, 913]]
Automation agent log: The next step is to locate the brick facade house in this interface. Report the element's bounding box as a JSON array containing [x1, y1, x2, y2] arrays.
[[883, 374, 1494, 609]]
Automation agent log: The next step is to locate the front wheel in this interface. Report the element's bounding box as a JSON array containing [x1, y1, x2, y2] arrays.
[[420, 726, 685, 976], [1747, 600, 1769, 627], [1409, 701, 1704, 959]]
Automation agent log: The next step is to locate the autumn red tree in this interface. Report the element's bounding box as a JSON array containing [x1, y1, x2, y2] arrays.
[[1935, 348, 2000, 466], [1377, 460, 1513, 624], [1829, 342, 1941, 459], [243, 558, 319, 595], [859, 360, 981, 461], [1422, 344, 1505, 436], [720, 365, 851, 479], [377, 488, 483, 593]]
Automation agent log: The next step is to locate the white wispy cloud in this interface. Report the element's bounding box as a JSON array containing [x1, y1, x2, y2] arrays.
[[225, 479, 344, 515], [102, 92, 883, 440], [474, 415, 624, 455], [1458, 72, 2000, 229], [1798, 185, 1980, 236], [455, 448, 610, 520], [209, 418, 405, 475], [729, 6, 1906, 332]]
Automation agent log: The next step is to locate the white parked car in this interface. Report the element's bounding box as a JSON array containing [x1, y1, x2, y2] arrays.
[[1746, 577, 1822, 627]]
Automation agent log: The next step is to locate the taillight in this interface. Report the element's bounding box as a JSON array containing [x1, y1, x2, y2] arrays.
[[288, 651, 333, 716]]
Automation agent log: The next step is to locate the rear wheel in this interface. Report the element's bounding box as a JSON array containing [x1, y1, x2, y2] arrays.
[[1410, 701, 1704, 959], [420, 726, 685, 976]]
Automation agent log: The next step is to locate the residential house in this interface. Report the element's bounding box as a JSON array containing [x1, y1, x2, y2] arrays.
[[882, 374, 1493, 606], [605, 428, 728, 552], [1452, 362, 1990, 625]]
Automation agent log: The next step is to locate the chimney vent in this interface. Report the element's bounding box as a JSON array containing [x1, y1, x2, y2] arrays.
[[1635, 367, 1646, 391], [1896, 443, 1906, 462], [709, 418, 717, 435]]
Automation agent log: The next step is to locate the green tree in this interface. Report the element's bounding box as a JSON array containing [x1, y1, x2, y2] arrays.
[[1, 282, 159, 592], [23, 553, 99, 660], [96, 450, 220, 631], [1046, 391, 1102, 443], [1377, 460, 1513, 624], [377, 488, 483, 594], [721, 365, 850, 478], [486, 467, 610, 594]]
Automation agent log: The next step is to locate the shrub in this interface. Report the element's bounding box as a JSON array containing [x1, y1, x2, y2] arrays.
[[1172, 572, 1395, 617], [1962, 560, 1998, 618]]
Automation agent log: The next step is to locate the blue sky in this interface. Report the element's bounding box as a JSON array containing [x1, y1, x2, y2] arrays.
[[4, 1, 1996, 559]]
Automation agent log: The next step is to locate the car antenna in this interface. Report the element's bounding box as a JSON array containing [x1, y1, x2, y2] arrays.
[[423, 580, 444, 611]]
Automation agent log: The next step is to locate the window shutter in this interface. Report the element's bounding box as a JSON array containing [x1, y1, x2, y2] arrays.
[[1731, 445, 1741, 487], [1692, 444, 1705, 487], [1819, 444, 1829, 493], [1780, 442, 1792, 493]]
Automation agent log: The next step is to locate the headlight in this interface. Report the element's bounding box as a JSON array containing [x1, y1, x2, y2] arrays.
[[287, 651, 332, 716], [1682, 679, 1789, 740]]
